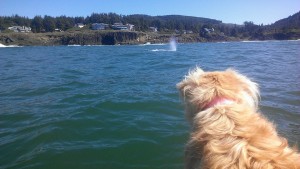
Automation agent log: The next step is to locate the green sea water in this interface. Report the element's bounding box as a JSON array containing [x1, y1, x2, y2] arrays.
[[0, 41, 299, 169]]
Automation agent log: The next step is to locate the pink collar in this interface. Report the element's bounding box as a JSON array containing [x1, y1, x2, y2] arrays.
[[203, 97, 234, 110]]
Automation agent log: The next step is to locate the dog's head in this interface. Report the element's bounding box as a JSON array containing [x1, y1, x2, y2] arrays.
[[177, 67, 259, 123]]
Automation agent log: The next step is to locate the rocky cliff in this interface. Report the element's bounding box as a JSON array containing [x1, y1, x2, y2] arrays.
[[1, 30, 299, 46], [0, 30, 237, 46], [0, 30, 149, 46]]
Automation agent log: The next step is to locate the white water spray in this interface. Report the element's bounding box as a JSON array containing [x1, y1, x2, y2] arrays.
[[150, 37, 177, 52], [169, 37, 177, 51]]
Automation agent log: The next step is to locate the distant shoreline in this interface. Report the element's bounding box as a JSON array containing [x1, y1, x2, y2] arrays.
[[1, 30, 300, 47], [2, 40, 300, 48], [1, 11, 299, 46]]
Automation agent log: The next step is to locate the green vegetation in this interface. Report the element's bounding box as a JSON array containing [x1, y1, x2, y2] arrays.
[[0, 13, 222, 33], [0, 11, 299, 45]]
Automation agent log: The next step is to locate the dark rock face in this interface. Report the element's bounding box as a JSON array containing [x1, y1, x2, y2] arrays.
[[272, 32, 300, 40], [101, 35, 116, 45], [58, 31, 143, 45]]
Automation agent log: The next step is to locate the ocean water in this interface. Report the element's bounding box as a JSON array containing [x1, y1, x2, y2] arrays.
[[0, 41, 299, 169]]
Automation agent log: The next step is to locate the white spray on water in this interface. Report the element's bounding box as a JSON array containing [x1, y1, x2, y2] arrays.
[[169, 37, 177, 51], [150, 37, 177, 52]]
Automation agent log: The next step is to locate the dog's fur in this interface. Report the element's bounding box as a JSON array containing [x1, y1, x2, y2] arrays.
[[177, 67, 300, 169]]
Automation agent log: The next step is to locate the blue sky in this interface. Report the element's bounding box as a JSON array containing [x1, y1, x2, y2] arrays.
[[0, 0, 299, 25]]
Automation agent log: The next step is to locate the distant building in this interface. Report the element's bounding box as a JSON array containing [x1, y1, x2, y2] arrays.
[[112, 23, 128, 30], [149, 27, 158, 32], [112, 23, 134, 31], [8, 26, 31, 33], [126, 24, 135, 31], [203, 28, 214, 33], [176, 29, 193, 34], [186, 30, 193, 34], [74, 23, 85, 28], [91, 23, 109, 30], [54, 28, 63, 32]]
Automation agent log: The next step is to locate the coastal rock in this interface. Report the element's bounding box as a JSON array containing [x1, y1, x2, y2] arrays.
[[0, 31, 148, 46], [1, 30, 299, 46]]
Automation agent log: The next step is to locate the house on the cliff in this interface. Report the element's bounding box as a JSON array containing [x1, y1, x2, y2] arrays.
[[74, 23, 85, 28], [203, 28, 214, 33], [8, 26, 31, 33], [112, 23, 135, 31], [91, 23, 109, 30], [183, 30, 193, 34], [126, 24, 135, 31], [54, 28, 63, 32], [149, 27, 158, 32]]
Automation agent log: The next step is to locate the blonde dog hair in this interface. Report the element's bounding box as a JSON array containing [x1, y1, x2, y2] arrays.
[[177, 67, 300, 169]]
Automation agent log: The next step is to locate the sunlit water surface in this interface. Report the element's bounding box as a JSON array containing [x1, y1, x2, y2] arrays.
[[0, 40, 299, 169]]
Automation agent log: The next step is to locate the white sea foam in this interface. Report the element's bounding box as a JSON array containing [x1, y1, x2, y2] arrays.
[[241, 40, 264, 43], [85, 45, 104, 47], [241, 40, 283, 43], [67, 44, 81, 47], [287, 39, 300, 41], [216, 42, 229, 43], [151, 49, 170, 52], [0, 43, 21, 47], [139, 43, 167, 46]]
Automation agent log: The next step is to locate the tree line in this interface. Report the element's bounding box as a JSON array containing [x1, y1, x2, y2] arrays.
[[0, 12, 299, 38], [0, 13, 221, 33]]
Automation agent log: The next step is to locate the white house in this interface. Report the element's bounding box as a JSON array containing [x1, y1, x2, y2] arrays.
[[74, 23, 85, 28], [185, 30, 193, 34], [112, 23, 135, 31], [8, 26, 31, 32], [126, 24, 135, 31], [112, 23, 128, 30], [92, 23, 109, 30], [149, 27, 158, 32], [55, 28, 63, 32], [203, 28, 214, 33]]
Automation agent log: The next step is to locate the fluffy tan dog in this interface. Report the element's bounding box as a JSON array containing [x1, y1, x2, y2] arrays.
[[177, 67, 300, 169]]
